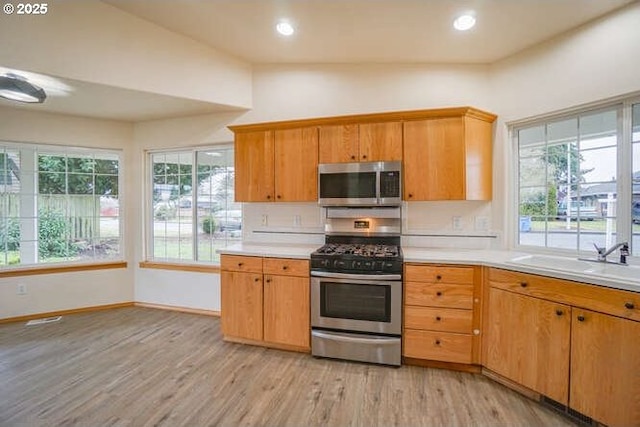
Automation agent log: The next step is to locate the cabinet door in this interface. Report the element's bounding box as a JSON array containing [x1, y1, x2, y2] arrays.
[[234, 131, 274, 202], [403, 118, 465, 200], [319, 124, 359, 163], [359, 122, 402, 162], [221, 271, 263, 341], [570, 309, 640, 426], [274, 127, 319, 201], [485, 288, 570, 404], [263, 275, 310, 349]]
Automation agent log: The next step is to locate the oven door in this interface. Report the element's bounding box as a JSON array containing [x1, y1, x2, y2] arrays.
[[310, 273, 402, 335]]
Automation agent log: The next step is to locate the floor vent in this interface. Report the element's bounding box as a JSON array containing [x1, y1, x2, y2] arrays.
[[541, 396, 595, 426], [26, 316, 62, 326]]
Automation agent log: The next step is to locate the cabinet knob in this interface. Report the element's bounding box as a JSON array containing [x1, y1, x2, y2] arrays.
[[266, 195, 271, 200], [408, 193, 413, 198], [254, 278, 260, 282], [276, 195, 281, 199], [265, 278, 271, 283], [436, 291, 443, 297], [555, 309, 563, 316], [625, 302, 635, 310], [577, 315, 586, 322], [351, 155, 356, 160], [435, 316, 442, 321], [436, 275, 442, 280], [362, 155, 367, 160], [520, 282, 528, 288], [238, 262, 244, 267], [435, 340, 441, 346], [282, 265, 288, 270]]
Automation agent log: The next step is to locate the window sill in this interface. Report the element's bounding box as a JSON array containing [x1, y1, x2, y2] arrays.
[[138, 261, 220, 274], [0, 261, 128, 277]]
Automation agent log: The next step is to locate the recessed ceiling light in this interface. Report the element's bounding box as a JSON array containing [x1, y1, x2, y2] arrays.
[[453, 13, 476, 31], [276, 20, 295, 36]]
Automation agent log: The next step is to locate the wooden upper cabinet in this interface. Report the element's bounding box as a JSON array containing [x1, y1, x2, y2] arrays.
[[274, 127, 319, 202], [318, 124, 359, 163], [234, 130, 275, 202], [359, 121, 403, 162], [403, 116, 493, 201]]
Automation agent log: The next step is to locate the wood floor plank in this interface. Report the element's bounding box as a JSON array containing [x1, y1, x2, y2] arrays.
[[0, 307, 577, 426]]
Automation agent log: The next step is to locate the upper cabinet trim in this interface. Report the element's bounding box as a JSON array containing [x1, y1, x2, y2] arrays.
[[228, 107, 497, 133]]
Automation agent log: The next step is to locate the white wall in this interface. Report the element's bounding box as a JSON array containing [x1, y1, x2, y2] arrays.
[[0, 0, 252, 108], [0, 107, 134, 319], [489, 1, 640, 248]]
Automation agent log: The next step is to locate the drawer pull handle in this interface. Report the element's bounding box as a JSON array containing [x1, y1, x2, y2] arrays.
[[282, 266, 288, 270], [436, 291, 442, 297], [577, 315, 586, 322], [555, 309, 563, 316], [520, 282, 528, 288], [436, 275, 442, 280], [435, 316, 441, 321], [435, 340, 441, 345], [238, 262, 244, 267], [625, 302, 635, 310]]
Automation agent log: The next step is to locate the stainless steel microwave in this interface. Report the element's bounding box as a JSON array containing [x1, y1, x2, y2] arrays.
[[318, 161, 402, 206]]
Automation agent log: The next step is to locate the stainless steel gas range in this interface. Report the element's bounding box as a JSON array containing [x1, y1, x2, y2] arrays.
[[310, 206, 403, 366]]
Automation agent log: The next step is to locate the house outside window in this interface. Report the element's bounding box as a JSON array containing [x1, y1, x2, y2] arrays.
[[0, 142, 122, 266], [148, 145, 239, 264], [514, 99, 639, 256]]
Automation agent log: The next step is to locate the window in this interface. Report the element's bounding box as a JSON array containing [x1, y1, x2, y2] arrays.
[[0, 142, 122, 266], [514, 99, 639, 256], [148, 146, 239, 264]]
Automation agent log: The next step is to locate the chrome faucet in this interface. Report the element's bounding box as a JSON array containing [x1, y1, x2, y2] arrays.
[[592, 242, 629, 265]]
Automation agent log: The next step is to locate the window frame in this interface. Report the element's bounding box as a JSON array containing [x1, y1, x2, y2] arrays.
[[144, 144, 238, 265], [509, 93, 640, 257], [0, 140, 125, 269]]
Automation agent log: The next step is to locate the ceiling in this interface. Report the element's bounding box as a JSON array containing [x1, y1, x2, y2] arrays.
[[2, 0, 634, 122], [104, 0, 634, 64]]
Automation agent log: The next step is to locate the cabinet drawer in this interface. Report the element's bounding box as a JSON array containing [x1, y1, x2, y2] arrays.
[[403, 329, 472, 364], [404, 306, 472, 333], [221, 255, 263, 273], [489, 268, 640, 322], [263, 258, 309, 277], [405, 264, 474, 284], [405, 282, 473, 309]]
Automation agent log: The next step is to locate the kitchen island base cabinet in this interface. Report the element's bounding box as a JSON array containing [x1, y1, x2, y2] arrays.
[[220, 255, 310, 353]]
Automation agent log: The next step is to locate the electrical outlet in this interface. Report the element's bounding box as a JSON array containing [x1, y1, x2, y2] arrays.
[[475, 216, 489, 231], [17, 284, 27, 295], [452, 216, 463, 230], [293, 215, 301, 227], [261, 214, 268, 226]]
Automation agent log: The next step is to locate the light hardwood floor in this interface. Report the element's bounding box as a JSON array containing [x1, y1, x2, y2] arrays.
[[0, 307, 577, 427]]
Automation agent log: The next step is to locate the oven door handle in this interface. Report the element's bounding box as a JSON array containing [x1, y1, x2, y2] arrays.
[[312, 330, 399, 345], [310, 271, 401, 281]]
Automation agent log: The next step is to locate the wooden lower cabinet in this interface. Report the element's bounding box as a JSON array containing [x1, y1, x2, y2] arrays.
[[484, 287, 571, 404], [264, 274, 310, 348], [220, 255, 310, 352], [220, 270, 263, 341], [570, 309, 640, 427]]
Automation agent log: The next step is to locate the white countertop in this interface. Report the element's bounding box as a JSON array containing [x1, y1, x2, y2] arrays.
[[219, 243, 640, 293]]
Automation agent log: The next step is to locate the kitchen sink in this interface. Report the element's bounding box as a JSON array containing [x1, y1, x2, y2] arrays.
[[507, 254, 640, 283]]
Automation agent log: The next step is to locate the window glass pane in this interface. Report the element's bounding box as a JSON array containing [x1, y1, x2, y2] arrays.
[[515, 107, 623, 254], [0, 144, 122, 267], [633, 103, 640, 255]]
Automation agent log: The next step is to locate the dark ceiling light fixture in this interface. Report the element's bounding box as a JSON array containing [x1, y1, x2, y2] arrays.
[[0, 73, 47, 103]]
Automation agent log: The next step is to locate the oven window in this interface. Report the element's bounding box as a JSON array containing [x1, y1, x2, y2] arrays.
[[319, 172, 376, 199], [320, 282, 391, 322]]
